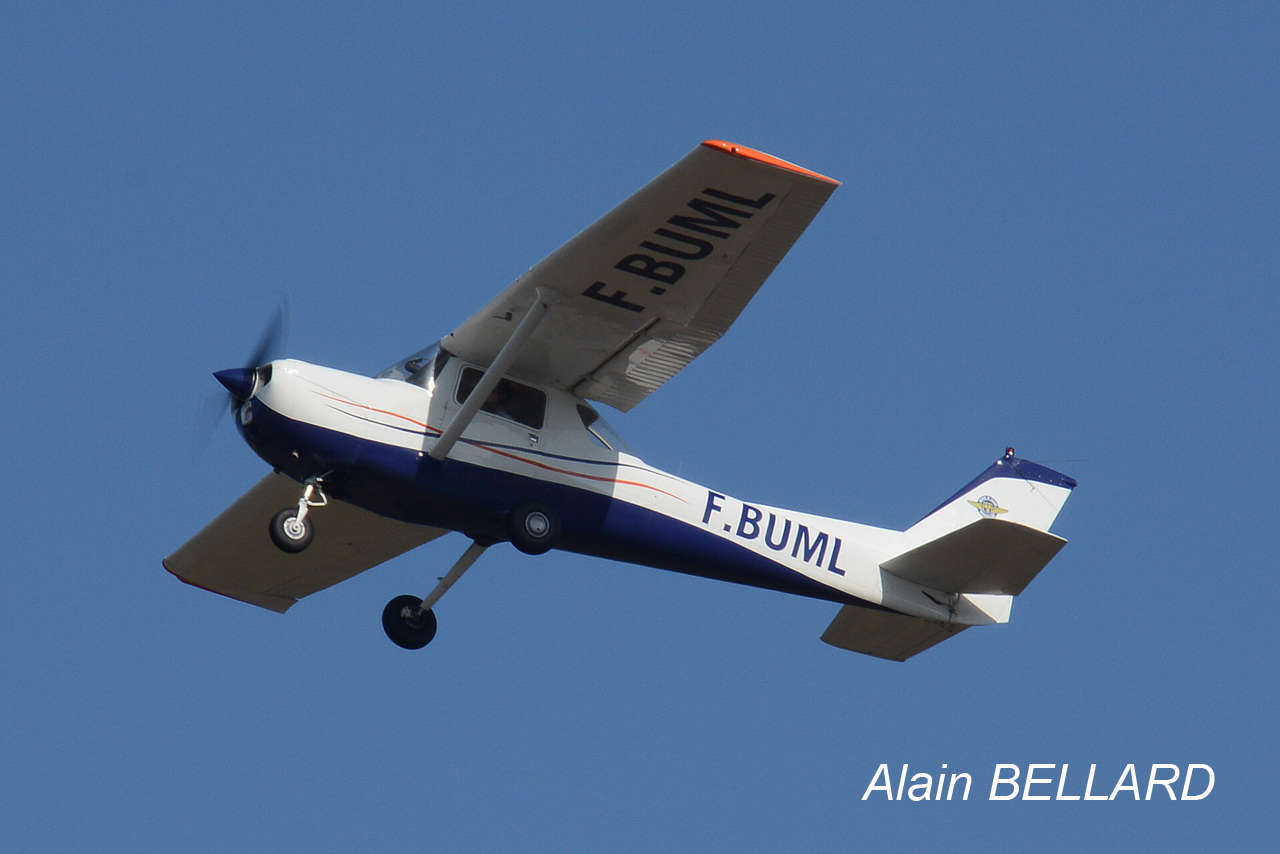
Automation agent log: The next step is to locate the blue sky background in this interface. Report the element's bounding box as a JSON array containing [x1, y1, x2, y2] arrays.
[[2, 2, 1275, 850]]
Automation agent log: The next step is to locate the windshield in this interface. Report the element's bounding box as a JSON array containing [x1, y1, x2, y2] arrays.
[[375, 341, 452, 392]]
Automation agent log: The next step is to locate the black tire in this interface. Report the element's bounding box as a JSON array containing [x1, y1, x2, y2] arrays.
[[506, 499, 561, 555], [382, 595, 438, 650], [269, 507, 314, 553]]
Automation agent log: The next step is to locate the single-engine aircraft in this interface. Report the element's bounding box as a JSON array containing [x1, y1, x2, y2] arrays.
[[165, 140, 1077, 661]]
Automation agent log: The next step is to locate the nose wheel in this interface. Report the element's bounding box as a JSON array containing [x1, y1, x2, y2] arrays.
[[269, 508, 314, 552], [268, 478, 328, 553]]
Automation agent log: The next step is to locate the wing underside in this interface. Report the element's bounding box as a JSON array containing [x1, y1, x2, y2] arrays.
[[443, 141, 840, 411], [164, 473, 447, 612]]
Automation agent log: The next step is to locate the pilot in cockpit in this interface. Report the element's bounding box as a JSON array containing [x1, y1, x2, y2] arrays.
[[483, 385, 511, 419]]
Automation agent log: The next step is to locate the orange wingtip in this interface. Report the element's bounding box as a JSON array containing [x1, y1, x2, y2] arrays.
[[701, 140, 840, 185]]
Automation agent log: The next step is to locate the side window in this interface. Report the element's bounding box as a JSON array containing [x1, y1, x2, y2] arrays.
[[577, 404, 610, 449], [576, 403, 634, 454], [455, 367, 547, 430]]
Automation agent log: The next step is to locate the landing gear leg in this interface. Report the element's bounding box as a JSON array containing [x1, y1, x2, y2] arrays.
[[269, 478, 328, 553], [383, 539, 490, 650]]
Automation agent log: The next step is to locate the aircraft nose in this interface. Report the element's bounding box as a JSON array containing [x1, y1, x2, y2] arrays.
[[214, 368, 256, 400]]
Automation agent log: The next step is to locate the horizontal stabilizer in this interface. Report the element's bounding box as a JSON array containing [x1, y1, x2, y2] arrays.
[[165, 472, 447, 612], [821, 604, 967, 662], [882, 518, 1066, 596]]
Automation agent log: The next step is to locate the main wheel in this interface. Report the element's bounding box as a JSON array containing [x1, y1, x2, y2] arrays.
[[506, 499, 561, 555], [269, 508, 314, 553], [382, 595, 438, 650]]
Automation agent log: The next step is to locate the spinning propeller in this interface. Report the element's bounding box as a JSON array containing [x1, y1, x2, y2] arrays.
[[213, 299, 288, 405], [194, 298, 289, 452]]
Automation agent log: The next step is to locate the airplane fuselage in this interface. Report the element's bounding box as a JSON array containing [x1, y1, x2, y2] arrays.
[[235, 358, 1016, 627]]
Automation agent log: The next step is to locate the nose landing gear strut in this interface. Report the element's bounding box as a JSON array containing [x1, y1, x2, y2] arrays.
[[268, 478, 328, 553]]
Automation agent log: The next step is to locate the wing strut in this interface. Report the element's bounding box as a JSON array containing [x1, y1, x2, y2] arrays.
[[429, 286, 559, 461]]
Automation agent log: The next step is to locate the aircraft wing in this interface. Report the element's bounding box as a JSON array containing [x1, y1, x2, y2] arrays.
[[442, 140, 840, 411], [164, 472, 447, 613]]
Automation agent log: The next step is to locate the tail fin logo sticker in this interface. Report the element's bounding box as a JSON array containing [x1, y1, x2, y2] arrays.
[[968, 496, 1008, 518]]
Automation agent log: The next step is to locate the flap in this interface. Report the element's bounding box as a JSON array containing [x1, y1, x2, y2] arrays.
[[881, 518, 1067, 596], [164, 472, 448, 612], [442, 141, 839, 411]]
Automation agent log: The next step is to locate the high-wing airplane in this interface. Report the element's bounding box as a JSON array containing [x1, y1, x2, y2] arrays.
[[165, 140, 1076, 661]]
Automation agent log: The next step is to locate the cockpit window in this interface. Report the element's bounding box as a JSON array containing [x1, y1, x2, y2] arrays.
[[407, 350, 449, 388], [456, 367, 546, 430], [376, 342, 451, 394], [576, 403, 634, 454]]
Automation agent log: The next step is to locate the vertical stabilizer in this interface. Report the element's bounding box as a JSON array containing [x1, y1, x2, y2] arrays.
[[902, 450, 1076, 552]]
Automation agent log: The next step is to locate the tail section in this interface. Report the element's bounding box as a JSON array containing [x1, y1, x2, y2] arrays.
[[887, 450, 1076, 598], [903, 449, 1077, 549], [823, 451, 1077, 661]]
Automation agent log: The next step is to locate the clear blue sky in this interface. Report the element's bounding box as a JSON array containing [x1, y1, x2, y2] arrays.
[[2, 3, 1275, 850]]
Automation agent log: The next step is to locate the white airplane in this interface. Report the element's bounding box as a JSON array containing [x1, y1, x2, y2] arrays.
[[165, 140, 1076, 661]]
